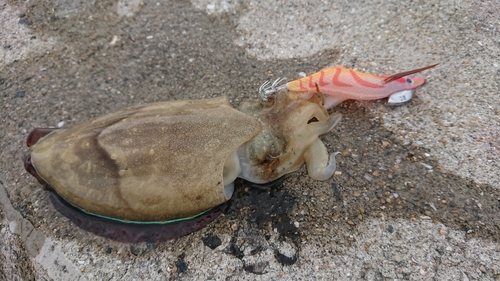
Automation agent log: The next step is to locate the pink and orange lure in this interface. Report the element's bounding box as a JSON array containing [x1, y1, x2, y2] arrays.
[[277, 64, 438, 108]]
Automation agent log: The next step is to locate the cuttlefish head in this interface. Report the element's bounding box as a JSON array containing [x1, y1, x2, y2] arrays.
[[237, 91, 341, 183]]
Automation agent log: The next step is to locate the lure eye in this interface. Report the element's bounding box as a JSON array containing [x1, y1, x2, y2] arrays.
[[405, 78, 413, 84]]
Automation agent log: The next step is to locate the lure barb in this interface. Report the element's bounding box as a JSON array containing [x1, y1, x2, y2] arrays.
[[259, 77, 287, 101]]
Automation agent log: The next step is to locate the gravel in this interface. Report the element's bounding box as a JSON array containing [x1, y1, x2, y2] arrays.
[[1, 0, 499, 280]]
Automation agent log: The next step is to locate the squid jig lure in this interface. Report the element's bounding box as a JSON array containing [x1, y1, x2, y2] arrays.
[[259, 64, 438, 108]]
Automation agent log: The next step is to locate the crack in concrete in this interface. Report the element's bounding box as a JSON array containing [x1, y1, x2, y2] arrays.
[[0, 183, 86, 281]]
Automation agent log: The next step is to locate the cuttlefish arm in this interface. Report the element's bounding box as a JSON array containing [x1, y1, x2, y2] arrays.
[[303, 113, 342, 180]]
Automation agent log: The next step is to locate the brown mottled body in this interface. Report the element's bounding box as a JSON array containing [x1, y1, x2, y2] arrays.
[[28, 97, 260, 222]]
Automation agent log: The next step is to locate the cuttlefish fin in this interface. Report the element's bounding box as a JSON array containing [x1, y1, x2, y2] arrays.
[[26, 128, 58, 147]]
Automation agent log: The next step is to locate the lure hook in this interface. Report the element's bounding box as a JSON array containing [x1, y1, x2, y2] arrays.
[[259, 77, 287, 101]]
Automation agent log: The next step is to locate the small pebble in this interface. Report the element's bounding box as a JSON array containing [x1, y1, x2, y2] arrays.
[[353, 191, 361, 197], [392, 255, 402, 263], [480, 265, 486, 273], [109, 35, 119, 46], [19, 18, 33, 25], [420, 162, 433, 169], [429, 203, 437, 211]]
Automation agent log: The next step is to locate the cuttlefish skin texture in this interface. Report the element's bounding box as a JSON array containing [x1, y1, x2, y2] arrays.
[[25, 91, 341, 242]]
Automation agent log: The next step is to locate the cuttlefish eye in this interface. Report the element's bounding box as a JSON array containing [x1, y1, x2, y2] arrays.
[[405, 78, 413, 84]]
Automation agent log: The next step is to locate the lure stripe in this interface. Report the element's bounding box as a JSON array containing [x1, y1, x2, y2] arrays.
[[319, 71, 329, 86], [349, 70, 385, 89], [299, 78, 307, 91], [308, 75, 315, 89], [332, 68, 352, 87]]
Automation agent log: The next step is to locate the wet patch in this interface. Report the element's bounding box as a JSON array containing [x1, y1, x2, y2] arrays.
[[174, 253, 188, 273], [202, 234, 222, 249], [224, 179, 301, 269], [243, 261, 269, 275], [274, 250, 297, 266], [232, 179, 299, 239]]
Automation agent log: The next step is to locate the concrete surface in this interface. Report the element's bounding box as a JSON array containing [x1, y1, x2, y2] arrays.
[[1, 0, 499, 280]]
